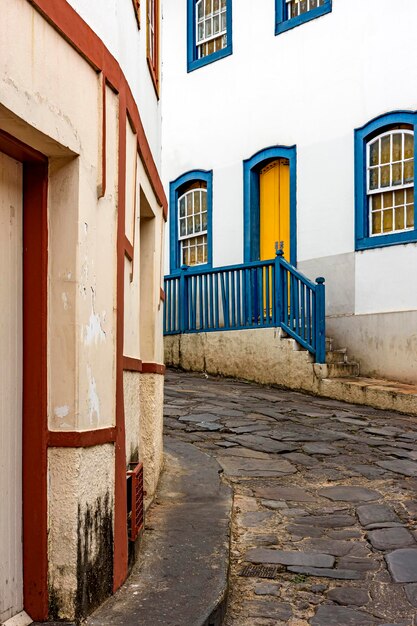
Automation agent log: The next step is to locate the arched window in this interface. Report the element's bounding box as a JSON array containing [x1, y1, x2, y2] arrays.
[[178, 182, 208, 266], [187, 0, 232, 72], [355, 111, 417, 250], [367, 129, 414, 237], [169, 170, 213, 271], [276, 0, 331, 35]]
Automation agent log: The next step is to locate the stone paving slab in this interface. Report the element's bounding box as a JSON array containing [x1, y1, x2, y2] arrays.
[[164, 369, 417, 625]]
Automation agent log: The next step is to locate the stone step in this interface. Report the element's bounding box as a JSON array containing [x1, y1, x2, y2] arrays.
[[326, 362, 360, 378], [319, 376, 417, 416], [326, 348, 347, 364]]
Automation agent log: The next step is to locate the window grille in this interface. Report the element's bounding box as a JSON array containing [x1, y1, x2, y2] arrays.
[[127, 462, 145, 542], [286, 0, 326, 19], [196, 0, 227, 59], [367, 129, 414, 236], [178, 186, 208, 265]]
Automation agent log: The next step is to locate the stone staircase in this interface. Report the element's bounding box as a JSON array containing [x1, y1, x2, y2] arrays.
[[324, 336, 360, 379]]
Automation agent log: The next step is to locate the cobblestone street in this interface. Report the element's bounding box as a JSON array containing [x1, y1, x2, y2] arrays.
[[164, 369, 417, 626]]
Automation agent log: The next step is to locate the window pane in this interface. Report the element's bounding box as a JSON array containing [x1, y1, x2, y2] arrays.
[[395, 207, 405, 230], [197, 0, 203, 19], [383, 191, 393, 208], [404, 159, 414, 184], [394, 189, 405, 206], [205, 0, 211, 12], [189, 246, 196, 265], [202, 211, 208, 230], [195, 214, 201, 232], [380, 165, 390, 188], [187, 216, 193, 234], [179, 197, 186, 217], [213, 0, 219, 11], [380, 135, 391, 164], [372, 211, 381, 234], [392, 133, 402, 161], [213, 15, 220, 33], [405, 133, 414, 159], [407, 204, 414, 228], [373, 194, 382, 211], [186, 193, 193, 215], [194, 191, 201, 213], [383, 209, 393, 232], [392, 162, 402, 186], [407, 188, 414, 203], [369, 141, 379, 167], [369, 168, 379, 190], [180, 218, 186, 236]]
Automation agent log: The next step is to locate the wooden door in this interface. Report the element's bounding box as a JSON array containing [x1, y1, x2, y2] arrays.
[[259, 158, 290, 261], [0, 151, 24, 622]]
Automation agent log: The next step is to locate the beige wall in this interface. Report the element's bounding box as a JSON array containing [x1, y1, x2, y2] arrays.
[[0, 0, 165, 620], [48, 445, 115, 621]]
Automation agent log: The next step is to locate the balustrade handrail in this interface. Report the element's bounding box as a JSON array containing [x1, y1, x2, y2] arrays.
[[164, 252, 326, 363]]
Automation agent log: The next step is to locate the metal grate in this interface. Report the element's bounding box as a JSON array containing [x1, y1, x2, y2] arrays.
[[127, 462, 145, 542], [239, 564, 283, 579]]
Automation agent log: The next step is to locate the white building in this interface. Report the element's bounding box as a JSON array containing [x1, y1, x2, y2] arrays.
[[162, 0, 417, 386]]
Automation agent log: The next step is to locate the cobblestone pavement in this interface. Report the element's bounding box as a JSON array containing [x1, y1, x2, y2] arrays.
[[164, 369, 417, 626]]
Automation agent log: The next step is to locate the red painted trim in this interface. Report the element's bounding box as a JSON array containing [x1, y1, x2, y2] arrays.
[[123, 356, 143, 372], [28, 0, 167, 216], [98, 75, 107, 199], [48, 427, 117, 448], [22, 161, 49, 620], [114, 93, 129, 592], [0, 128, 46, 163], [160, 287, 165, 302], [141, 362, 166, 375], [124, 235, 134, 262]]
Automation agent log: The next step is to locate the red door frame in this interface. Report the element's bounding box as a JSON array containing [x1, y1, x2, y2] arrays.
[[0, 129, 49, 620]]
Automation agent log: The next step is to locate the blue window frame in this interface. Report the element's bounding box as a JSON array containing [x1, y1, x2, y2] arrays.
[[187, 0, 232, 72], [170, 170, 213, 272], [355, 111, 417, 251], [275, 0, 332, 35], [243, 146, 297, 266]]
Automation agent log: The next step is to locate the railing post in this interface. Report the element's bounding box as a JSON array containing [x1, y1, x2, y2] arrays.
[[179, 264, 188, 333], [274, 250, 283, 326], [315, 276, 326, 363]]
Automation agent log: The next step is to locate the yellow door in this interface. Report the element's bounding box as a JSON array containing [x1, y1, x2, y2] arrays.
[[259, 158, 290, 261]]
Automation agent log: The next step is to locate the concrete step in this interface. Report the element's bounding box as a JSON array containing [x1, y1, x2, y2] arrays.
[[325, 337, 333, 351], [319, 376, 417, 416], [327, 361, 360, 378], [326, 348, 347, 364]]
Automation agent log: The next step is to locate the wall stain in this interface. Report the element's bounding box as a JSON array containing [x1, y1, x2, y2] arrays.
[[75, 493, 113, 621]]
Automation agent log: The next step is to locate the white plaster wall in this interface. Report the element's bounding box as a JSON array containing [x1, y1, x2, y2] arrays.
[[162, 0, 417, 318], [355, 244, 417, 314], [67, 0, 161, 167]]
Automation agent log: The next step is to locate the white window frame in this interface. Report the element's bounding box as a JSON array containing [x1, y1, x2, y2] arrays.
[[178, 187, 208, 266], [196, 0, 227, 58], [367, 129, 414, 238], [285, 0, 326, 20]]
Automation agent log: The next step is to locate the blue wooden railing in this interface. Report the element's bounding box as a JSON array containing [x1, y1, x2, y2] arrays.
[[164, 251, 326, 363]]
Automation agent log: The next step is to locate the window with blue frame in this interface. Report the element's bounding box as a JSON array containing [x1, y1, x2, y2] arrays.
[[170, 170, 213, 271], [355, 111, 417, 251], [187, 0, 232, 72], [275, 0, 332, 35]]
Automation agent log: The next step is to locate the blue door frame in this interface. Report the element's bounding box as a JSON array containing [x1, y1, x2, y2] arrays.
[[243, 145, 297, 266]]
